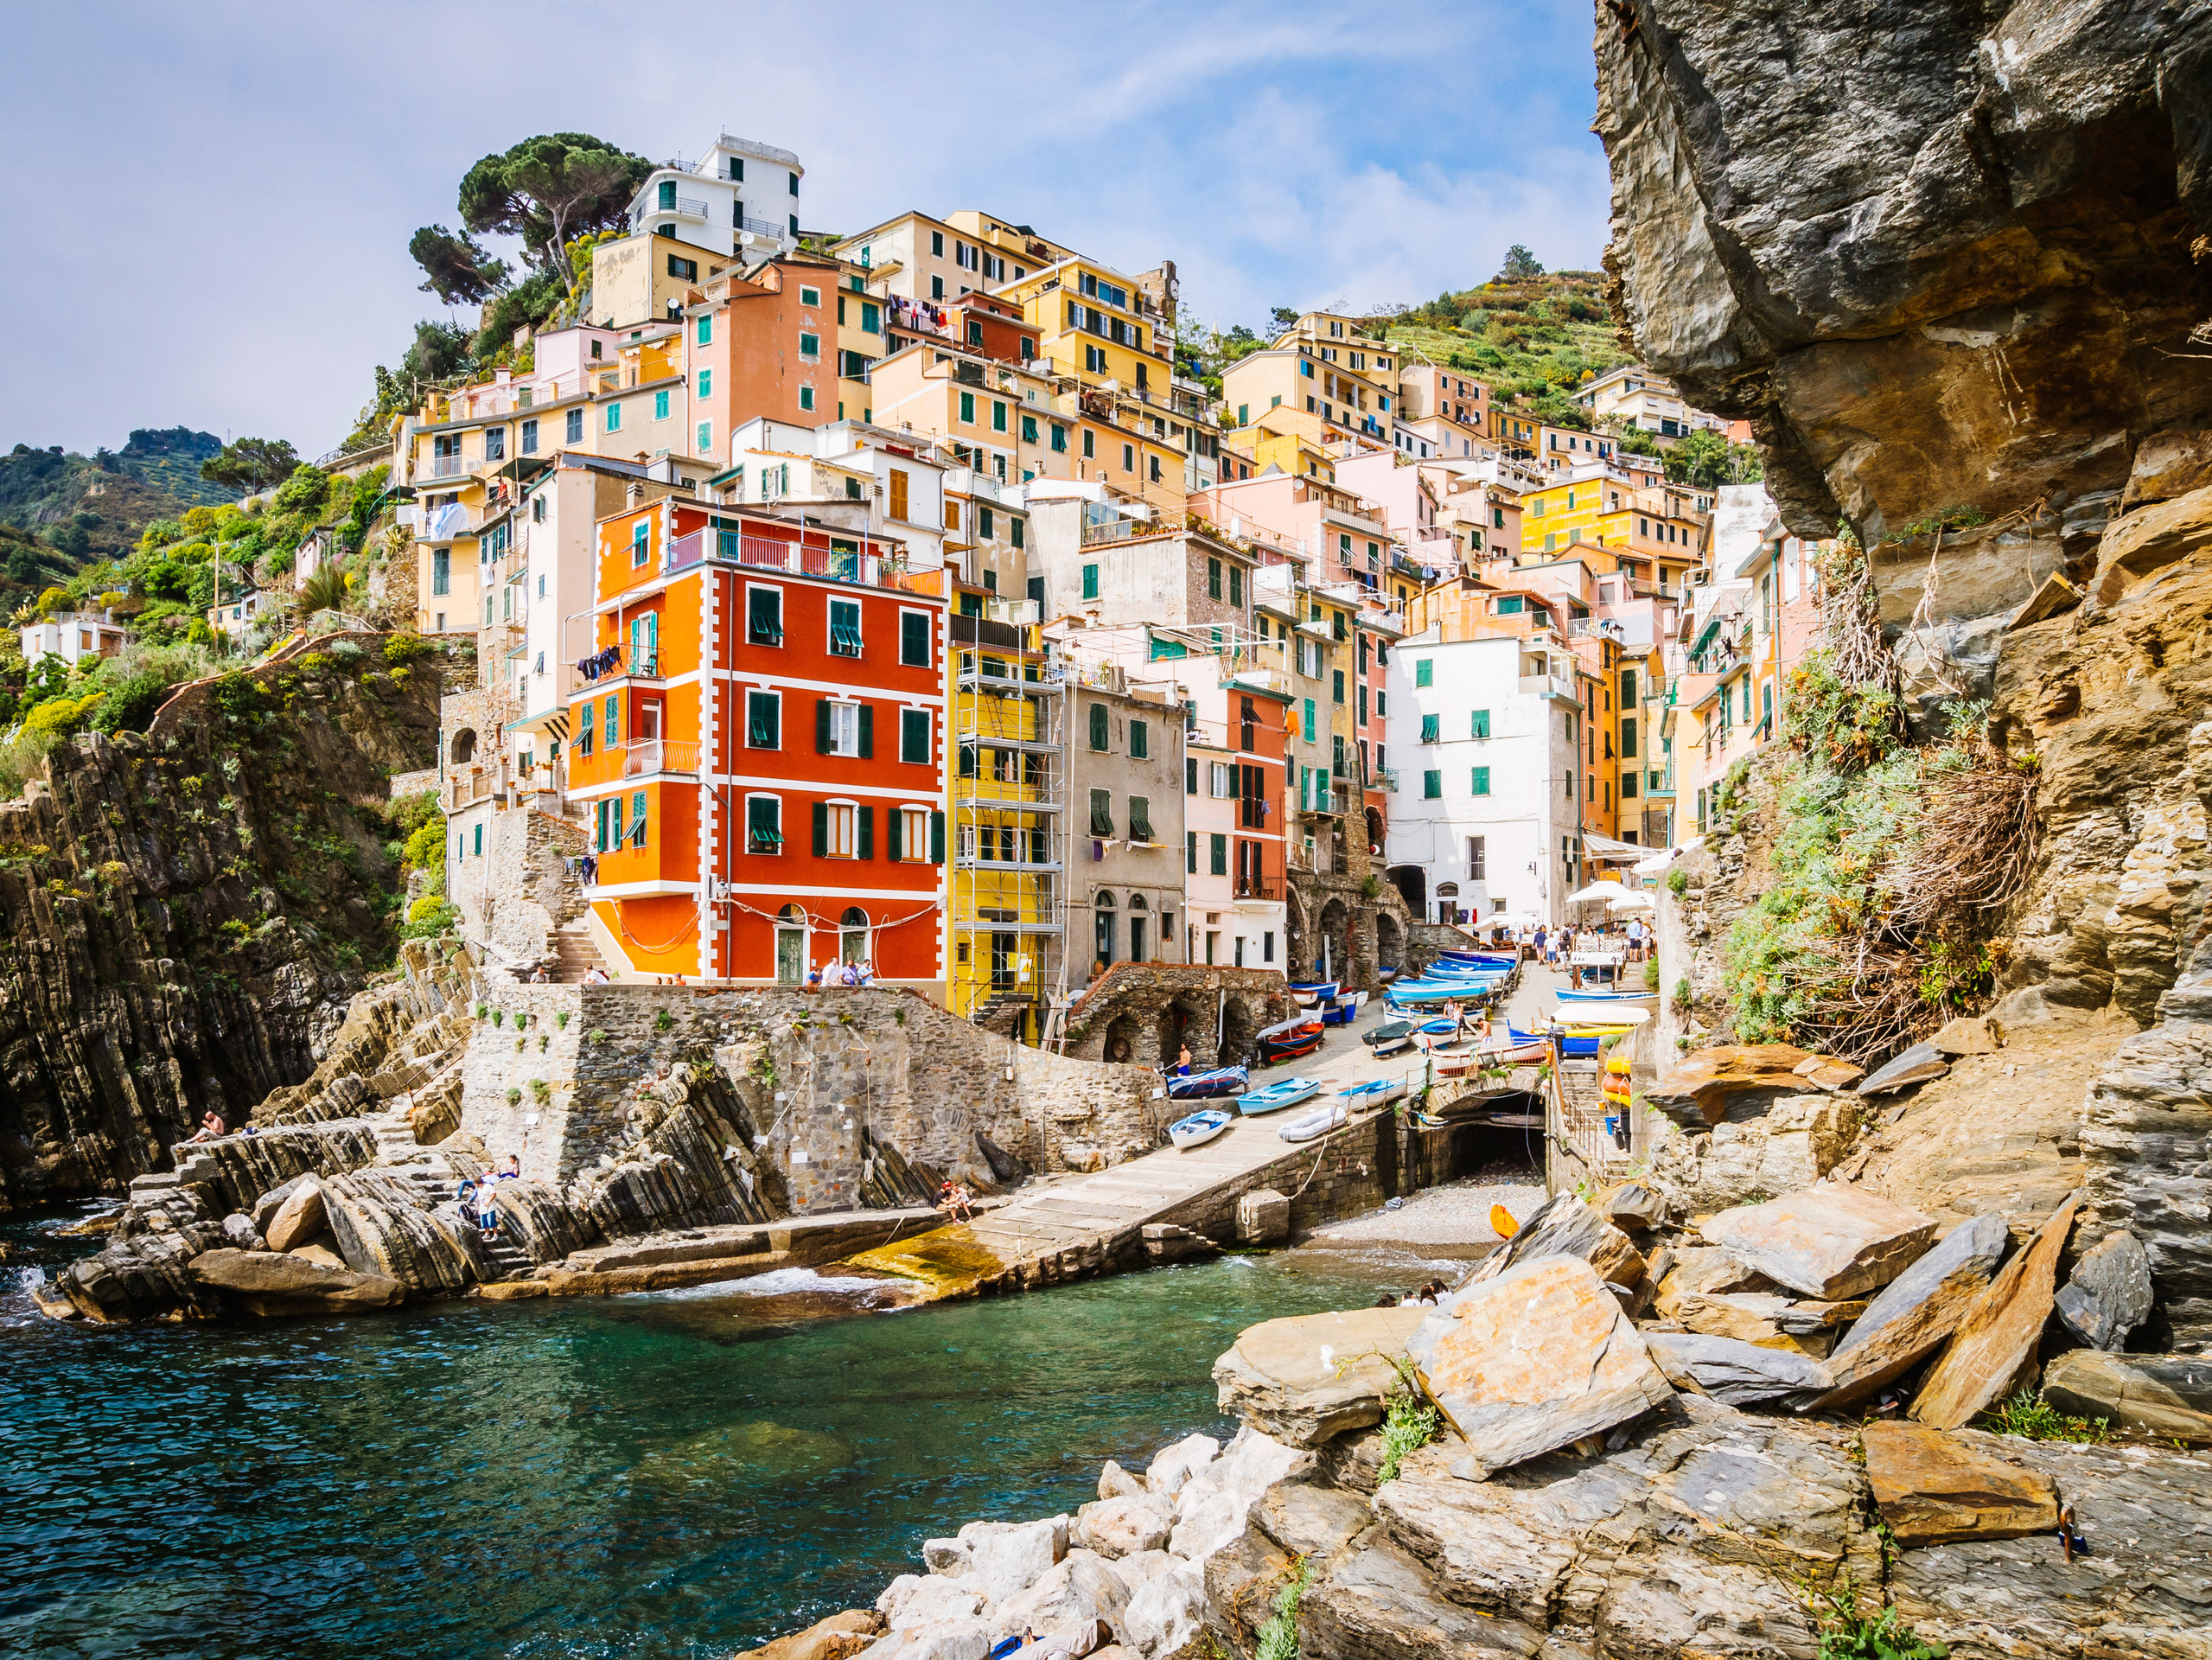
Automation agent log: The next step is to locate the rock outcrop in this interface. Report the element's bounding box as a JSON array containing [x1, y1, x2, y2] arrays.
[[0, 640, 441, 1214]]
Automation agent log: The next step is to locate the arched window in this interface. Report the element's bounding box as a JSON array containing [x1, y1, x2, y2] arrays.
[[450, 728, 477, 766], [839, 905, 870, 966], [1093, 891, 1116, 968], [775, 904, 807, 984]]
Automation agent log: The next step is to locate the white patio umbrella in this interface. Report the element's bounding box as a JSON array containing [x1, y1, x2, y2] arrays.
[[1565, 879, 1632, 907], [1609, 894, 1655, 914]]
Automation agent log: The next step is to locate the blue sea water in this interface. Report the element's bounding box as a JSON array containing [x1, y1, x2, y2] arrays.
[[0, 1211, 1405, 1660]]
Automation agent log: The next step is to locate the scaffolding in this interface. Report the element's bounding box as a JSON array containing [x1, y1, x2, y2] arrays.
[[948, 608, 1072, 1042]]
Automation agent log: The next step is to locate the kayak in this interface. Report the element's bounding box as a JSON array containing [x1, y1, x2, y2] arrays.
[[1169, 1108, 1233, 1150], [1278, 1101, 1349, 1142], [1236, 1076, 1323, 1115], [1166, 1065, 1248, 1101]]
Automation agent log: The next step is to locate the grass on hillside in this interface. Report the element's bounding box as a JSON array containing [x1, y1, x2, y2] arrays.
[[1380, 271, 1633, 430]]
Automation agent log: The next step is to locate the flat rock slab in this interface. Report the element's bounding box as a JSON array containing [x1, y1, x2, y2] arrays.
[[1407, 1255, 1673, 1479], [1643, 1331, 1833, 1406], [184, 1246, 404, 1313], [1213, 1305, 1429, 1447], [1706, 1184, 1936, 1300], [1644, 1044, 1820, 1128], [1816, 1211, 2009, 1410], [1913, 1193, 2078, 1429], [1863, 1421, 2057, 1546], [1931, 1016, 2003, 1057], [2055, 1228, 2153, 1352], [1472, 1191, 1646, 1292], [1858, 1042, 1952, 1096], [2043, 1350, 2212, 1444]]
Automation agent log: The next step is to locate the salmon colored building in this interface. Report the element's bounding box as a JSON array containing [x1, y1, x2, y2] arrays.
[[685, 254, 848, 466], [571, 497, 949, 986]]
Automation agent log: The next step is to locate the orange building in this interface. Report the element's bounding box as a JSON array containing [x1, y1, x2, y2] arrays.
[[571, 497, 949, 986], [947, 291, 1041, 366], [685, 255, 848, 464]]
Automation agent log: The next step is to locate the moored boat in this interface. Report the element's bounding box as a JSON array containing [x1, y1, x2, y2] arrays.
[[1235, 1076, 1323, 1115], [1165, 1065, 1248, 1101], [1278, 1101, 1350, 1142], [1337, 1076, 1406, 1108], [1168, 1108, 1233, 1150]]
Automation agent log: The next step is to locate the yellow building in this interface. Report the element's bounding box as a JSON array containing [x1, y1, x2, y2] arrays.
[[1221, 311, 1399, 453], [1518, 470, 1709, 595], [590, 231, 721, 330], [867, 340, 1068, 491]]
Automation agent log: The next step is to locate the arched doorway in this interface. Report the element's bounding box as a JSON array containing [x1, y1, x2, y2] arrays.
[[1434, 882, 1460, 926], [1388, 864, 1425, 919], [1316, 897, 1350, 980], [1375, 910, 1404, 973], [1220, 996, 1257, 1066], [1365, 807, 1383, 855], [775, 904, 807, 983], [838, 906, 870, 965], [1103, 1012, 1141, 1064], [1092, 891, 1117, 975], [450, 728, 477, 767]]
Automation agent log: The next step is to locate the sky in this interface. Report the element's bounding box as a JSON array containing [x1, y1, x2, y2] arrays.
[[0, 1, 1610, 460]]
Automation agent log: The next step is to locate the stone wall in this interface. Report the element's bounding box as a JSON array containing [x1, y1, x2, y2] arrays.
[[459, 983, 1167, 1209], [1154, 1109, 1452, 1243], [1061, 962, 1295, 1069]]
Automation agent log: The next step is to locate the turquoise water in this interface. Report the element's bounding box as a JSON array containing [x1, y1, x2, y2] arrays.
[[1, 1210, 1408, 1660]]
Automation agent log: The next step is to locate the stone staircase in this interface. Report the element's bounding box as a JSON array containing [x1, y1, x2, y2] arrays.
[[548, 925, 607, 983]]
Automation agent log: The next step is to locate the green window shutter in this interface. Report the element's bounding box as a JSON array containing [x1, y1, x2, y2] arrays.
[[1230, 567, 1242, 607], [1420, 713, 1439, 744], [1081, 563, 1099, 600], [929, 809, 946, 863], [992, 401, 1007, 432], [812, 801, 829, 856], [1303, 698, 1316, 736], [1208, 558, 1221, 599], [1187, 831, 1197, 873], [902, 709, 928, 763], [1089, 703, 1108, 750], [1333, 670, 1345, 703], [1186, 757, 1197, 794], [1089, 789, 1112, 835], [888, 808, 903, 862], [1022, 415, 1037, 443], [1622, 717, 1637, 758], [857, 806, 874, 859], [959, 742, 977, 778], [1129, 795, 1151, 840], [1011, 518, 1024, 549], [1472, 708, 1490, 738], [816, 699, 832, 753], [901, 611, 929, 664], [1130, 719, 1147, 759], [633, 791, 647, 846], [1414, 659, 1433, 686], [857, 704, 874, 758], [1472, 766, 1491, 796], [1423, 769, 1442, 799], [960, 392, 974, 424]]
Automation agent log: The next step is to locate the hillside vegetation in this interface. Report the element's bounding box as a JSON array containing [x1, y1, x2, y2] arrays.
[[1379, 270, 1630, 430]]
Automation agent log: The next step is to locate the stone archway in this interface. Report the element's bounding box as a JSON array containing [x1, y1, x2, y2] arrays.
[[450, 727, 477, 767], [1161, 995, 1216, 1070], [1102, 1012, 1143, 1064], [1388, 864, 1426, 919], [1375, 910, 1404, 973], [1220, 995, 1258, 1067], [1316, 897, 1351, 980]]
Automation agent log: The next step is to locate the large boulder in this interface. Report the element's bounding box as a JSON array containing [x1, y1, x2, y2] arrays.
[[990, 1549, 1128, 1640], [1210, 1306, 1427, 1446], [1913, 1193, 2080, 1428], [1142, 1434, 1217, 1499], [1645, 1093, 1863, 1212], [184, 1247, 405, 1316], [1705, 1184, 1936, 1299], [1815, 1211, 2010, 1409], [1406, 1255, 1673, 1479], [1861, 1422, 2057, 1548], [264, 1175, 328, 1253], [55, 1223, 226, 1322], [1643, 1331, 1833, 1407], [1167, 1427, 1301, 1562], [737, 1612, 883, 1660], [1119, 1562, 1204, 1658], [2054, 1228, 2154, 1352], [1469, 1191, 1647, 1293], [1073, 1497, 1170, 1561], [1642, 1044, 1822, 1128], [969, 1516, 1068, 1605], [2042, 1350, 2212, 1443]]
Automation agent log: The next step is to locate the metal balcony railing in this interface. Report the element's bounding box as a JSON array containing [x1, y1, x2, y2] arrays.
[[739, 214, 783, 237], [622, 739, 700, 778], [427, 454, 471, 478]]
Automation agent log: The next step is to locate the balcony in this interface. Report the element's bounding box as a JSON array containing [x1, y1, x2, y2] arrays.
[[738, 214, 784, 239], [622, 738, 700, 779], [1519, 674, 1579, 704], [660, 527, 933, 593], [1373, 767, 1399, 793], [426, 454, 473, 479], [1233, 879, 1277, 901]]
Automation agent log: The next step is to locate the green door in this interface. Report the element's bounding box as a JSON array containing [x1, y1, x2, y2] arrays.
[[775, 927, 805, 984]]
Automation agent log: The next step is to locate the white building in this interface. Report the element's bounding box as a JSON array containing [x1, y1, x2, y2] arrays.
[[717, 417, 952, 571], [626, 135, 803, 261], [21, 610, 127, 666], [1382, 627, 1584, 927], [1576, 364, 1728, 444]]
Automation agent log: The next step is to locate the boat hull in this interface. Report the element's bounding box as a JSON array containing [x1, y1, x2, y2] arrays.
[[1169, 1109, 1233, 1150], [1236, 1078, 1323, 1115], [1166, 1066, 1248, 1101], [1278, 1103, 1349, 1142]]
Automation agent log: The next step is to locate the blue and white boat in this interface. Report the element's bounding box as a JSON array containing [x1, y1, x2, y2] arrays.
[[1165, 1065, 1248, 1101], [1386, 978, 1507, 1009], [1289, 980, 1341, 1007], [1337, 1076, 1406, 1109], [1320, 990, 1367, 1026], [1365, 1019, 1416, 1057], [1169, 1108, 1234, 1151], [1235, 1076, 1323, 1115], [1556, 988, 1658, 1011]]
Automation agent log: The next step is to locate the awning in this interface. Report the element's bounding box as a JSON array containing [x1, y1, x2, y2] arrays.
[[1631, 837, 1699, 878], [1608, 895, 1654, 913], [1565, 879, 1633, 905], [1581, 832, 1650, 862]]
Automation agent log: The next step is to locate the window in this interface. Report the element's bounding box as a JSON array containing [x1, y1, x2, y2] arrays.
[[431, 549, 449, 596], [1622, 771, 1640, 798], [1208, 557, 1221, 599], [1212, 762, 1234, 797], [899, 610, 930, 665], [667, 254, 698, 281], [749, 586, 783, 645], [1423, 769, 1442, 799], [799, 386, 815, 412], [1208, 833, 1228, 876], [697, 315, 712, 345], [565, 408, 583, 444], [1622, 717, 1638, 758], [1129, 796, 1155, 841], [885, 706, 928, 769], [520, 419, 538, 455], [1413, 658, 1433, 687], [990, 400, 1007, 434], [817, 698, 871, 757], [631, 521, 650, 566], [747, 795, 783, 853], [861, 302, 880, 335], [1089, 788, 1113, 836], [1332, 669, 1345, 705], [1471, 708, 1490, 739], [606, 402, 622, 433], [799, 331, 819, 359], [629, 790, 648, 848], [1088, 702, 1109, 751], [814, 801, 863, 858], [800, 285, 820, 307], [746, 690, 781, 748], [1010, 517, 1024, 550], [695, 368, 712, 401], [1471, 766, 1491, 796], [1229, 567, 1242, 608], [1081, 563, 1099, 601], [1082, 428, 1095, 459], [889, 469, 909, 520], [1050, 422, 1068, 453], [1185, 831, 1199, 873], [1496, 595, 1523, 615], [1419, 713, 1440, 744], [653, 389, 670, 420], [829, 597, 862, 656]]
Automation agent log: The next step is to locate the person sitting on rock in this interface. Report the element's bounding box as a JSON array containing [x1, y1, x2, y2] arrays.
[[937, 1181, 975, 1224], [183, 1110, 226, 1144], [1374, 1293, 1399, 1307], [500, 1155, 521, 1180]]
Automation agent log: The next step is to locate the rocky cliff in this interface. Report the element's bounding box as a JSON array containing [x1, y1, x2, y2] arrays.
[[1597, 0, 2212, 564], [0, 638, 439, 1213]]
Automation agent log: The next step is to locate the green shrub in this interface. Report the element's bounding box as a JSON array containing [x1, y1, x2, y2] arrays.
[[398, 897, 457, 940], [1785, 648, 1906, 775], [653, 1008, 674, 1032], [555, 1010, 571, 1029], [530, 1078, 550, 1101], [1667, 868, 1688, 897], [90, 671, 177, 735], [1254, 1559, 1311, 1660], [1979, 1389, 2109, 1443], [383, 633, 434, 666], [1375, 1367, 1439, 1484]]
